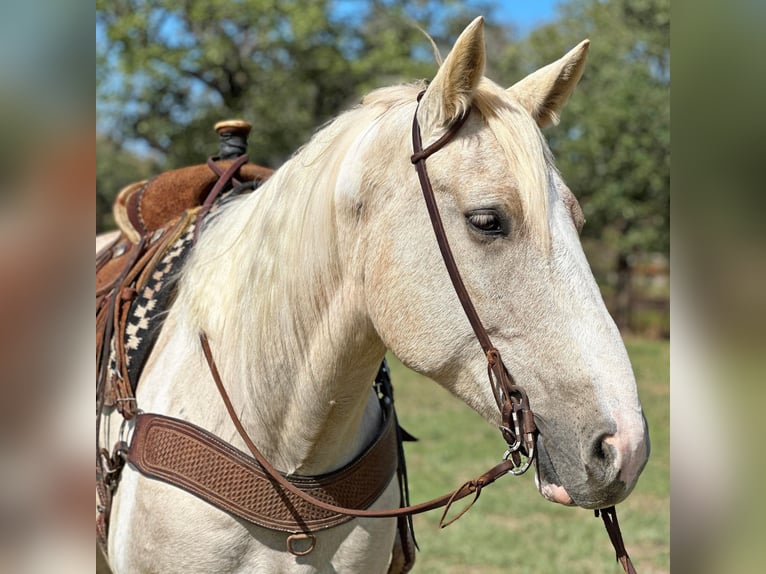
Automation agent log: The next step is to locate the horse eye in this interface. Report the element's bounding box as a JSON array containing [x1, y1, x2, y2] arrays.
[[466, 210, 505, 236]]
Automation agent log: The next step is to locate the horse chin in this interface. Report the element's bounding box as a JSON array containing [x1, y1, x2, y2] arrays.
[[536, 476, 575, 506], [534, 436, 576, 506]]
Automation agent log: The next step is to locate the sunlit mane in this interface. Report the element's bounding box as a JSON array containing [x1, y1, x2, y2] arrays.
[[176, 78, 551, 390], [174, 96, 399, 396]]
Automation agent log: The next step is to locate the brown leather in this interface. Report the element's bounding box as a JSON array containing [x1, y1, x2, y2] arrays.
[[596, 506, 638, 574], [97, 229, 177, 418], [97, 153, 272, 551], [126, 410, 399, 532], [169, 105, 531, 538], [97, 152, 413, 567], [113, 160, 273, 242], [97, 153, 270, 413], [199, 333, 516, 523], [410, 92, 537, 462], [410, 93, 637, 573], [99, 107, 636, 571]]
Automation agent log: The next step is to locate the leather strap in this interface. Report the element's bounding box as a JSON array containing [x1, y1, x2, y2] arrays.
[[126, 410, 399, 532], [199, 333, 515, 524], [97, 155, 260, 550], [596, 506, 637, 574], [409, 92, 536, 464], [193, 154, 249, 243], [183, 97, 533, 529], [106, 100, 638, 571], [410, 94, 637, 572]]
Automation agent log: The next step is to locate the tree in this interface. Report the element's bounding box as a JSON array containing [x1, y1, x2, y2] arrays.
[[512, 0, 669, 329], [96, 1, 513, 229], [96, 0, 496, 169]]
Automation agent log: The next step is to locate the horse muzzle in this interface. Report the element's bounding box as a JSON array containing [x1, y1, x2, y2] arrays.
[[534, 414, 650, 509]]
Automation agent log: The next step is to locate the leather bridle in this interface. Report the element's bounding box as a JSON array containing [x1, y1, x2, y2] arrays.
[[411, 92, 636, 573], [199, 92, 637, 572], [199, 92, 536, 522], [410, 91, 537, 471]]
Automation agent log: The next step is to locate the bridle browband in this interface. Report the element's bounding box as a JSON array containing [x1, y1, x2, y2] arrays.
[[197, 92, 637, 571]]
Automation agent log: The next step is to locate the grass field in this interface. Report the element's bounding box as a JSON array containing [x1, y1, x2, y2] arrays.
[[389, 337, 669, 573]]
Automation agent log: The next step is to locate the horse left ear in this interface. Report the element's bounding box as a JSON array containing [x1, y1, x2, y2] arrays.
[[418, 16, 485, 134], [508, 40, 590, 128]]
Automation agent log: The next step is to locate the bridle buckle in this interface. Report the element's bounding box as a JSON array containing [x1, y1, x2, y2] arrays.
[[411, 93, 539, 477]]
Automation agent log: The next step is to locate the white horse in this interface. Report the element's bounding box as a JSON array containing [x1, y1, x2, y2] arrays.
[[98, 17, 649, 573]]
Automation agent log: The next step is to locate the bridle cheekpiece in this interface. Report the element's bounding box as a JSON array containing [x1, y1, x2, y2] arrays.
[[410, 90, 537, 474]]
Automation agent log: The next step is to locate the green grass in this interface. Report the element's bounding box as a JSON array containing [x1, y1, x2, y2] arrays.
[[389, 337, 669, 573]]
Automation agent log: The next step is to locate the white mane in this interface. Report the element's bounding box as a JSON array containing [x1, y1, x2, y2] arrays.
[[175, 79, 551, 395]]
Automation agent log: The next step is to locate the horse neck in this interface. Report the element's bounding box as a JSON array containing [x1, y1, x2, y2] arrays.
[[173, 148, 387, 476]]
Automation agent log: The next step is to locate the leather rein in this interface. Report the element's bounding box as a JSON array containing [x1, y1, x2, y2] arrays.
[[198, 92, 637, 571]]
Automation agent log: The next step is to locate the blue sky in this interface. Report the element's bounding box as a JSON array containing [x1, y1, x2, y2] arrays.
[[478, 0, 561, 34], [331, 1, 562, 36]]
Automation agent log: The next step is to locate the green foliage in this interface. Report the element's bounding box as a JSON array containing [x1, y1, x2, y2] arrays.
[[96, 1, 669, 334], [96, 1, 517, 231], [519, 0, 669, 258], [490, 0, 669, 330], [96, 0, 489, 170], [96, 137, 160, 232]]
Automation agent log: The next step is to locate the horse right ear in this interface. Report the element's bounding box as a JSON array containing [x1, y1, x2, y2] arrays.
[[417, 16, 485, 137], [507, 40, 590, 128]]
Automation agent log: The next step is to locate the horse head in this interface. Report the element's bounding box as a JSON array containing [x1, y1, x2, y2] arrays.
[[353, 17, 649, 510]]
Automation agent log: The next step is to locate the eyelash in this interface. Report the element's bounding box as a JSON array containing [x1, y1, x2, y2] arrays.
[[466, 210, 507, 236]]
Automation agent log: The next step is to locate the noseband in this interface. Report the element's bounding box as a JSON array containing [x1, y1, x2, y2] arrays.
[[410, 91, 537, 472]]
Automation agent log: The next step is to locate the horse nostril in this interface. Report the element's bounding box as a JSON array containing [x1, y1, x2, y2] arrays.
[[592, 433, 613, 464]]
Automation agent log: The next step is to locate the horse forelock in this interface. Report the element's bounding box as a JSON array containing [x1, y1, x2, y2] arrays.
[[471, 79, 552, 250], [364, 80, 552, 246]]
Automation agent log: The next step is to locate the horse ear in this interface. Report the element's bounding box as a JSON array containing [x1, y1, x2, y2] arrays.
[[418, 16, 485, 133], [508, 40, 590, 128]]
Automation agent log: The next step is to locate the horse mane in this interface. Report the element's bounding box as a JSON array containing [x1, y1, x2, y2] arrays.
[[172, 91, 412, 403], [175, 78, 551, 387]]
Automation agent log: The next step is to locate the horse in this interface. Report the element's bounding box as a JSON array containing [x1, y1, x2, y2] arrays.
[[97, 16, 649, 573]]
